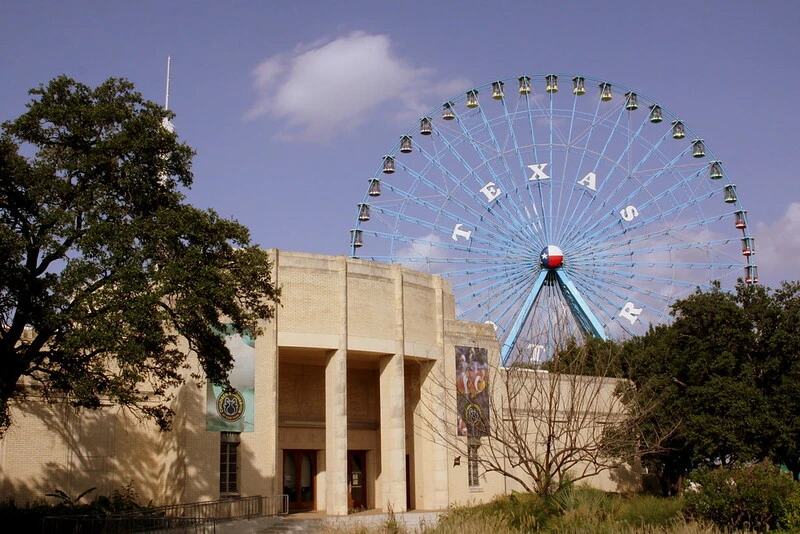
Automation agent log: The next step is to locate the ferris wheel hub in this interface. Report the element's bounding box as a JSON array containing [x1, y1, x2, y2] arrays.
[[540, 245, 564, 269]]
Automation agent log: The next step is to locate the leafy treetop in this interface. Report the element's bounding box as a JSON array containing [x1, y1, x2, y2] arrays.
[[0, 76, 280, 433]]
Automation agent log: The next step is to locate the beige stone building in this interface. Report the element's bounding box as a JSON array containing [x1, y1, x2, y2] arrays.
[[0, 250, 631, 514]]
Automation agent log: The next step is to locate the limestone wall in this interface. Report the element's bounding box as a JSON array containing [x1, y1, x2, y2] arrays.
[[0, 250, 636, 512]]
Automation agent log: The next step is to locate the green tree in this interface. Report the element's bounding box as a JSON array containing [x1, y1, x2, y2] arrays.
[[746, 281, 800, 479], [544, 336, 624, 377], [0, 76, 279, 433], [620, 281, 800, 493]]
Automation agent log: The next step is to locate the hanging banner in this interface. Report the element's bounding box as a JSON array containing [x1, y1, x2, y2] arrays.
[[206, 327, 255, 432], [455, 345, 490, 437]]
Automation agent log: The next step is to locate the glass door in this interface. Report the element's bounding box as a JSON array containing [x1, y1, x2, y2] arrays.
[[283, 450, 316, 511], [348, 450, 367, 511]]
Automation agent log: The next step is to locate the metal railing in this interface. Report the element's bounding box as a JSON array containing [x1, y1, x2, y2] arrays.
[[43, 494, 288, 533], [145, 494, 288, 520]]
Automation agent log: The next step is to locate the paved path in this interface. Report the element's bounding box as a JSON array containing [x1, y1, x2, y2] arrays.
[[216, 510, 443, 533]]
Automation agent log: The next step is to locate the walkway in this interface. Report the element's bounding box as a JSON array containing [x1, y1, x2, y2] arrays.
[[216, 510, 443, 533]]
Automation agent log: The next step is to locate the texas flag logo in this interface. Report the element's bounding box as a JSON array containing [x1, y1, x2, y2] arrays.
[[540, 245, 564, 269]]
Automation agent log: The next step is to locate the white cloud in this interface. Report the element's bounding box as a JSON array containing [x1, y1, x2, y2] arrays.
[[394, 232, 449, 271], [244, 32, 469, 140], [755, 202, 800, 286]]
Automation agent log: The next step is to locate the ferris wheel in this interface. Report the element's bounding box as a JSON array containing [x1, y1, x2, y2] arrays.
[[349, 74, 757, 365]]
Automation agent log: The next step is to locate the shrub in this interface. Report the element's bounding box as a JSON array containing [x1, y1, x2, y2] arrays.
[[551, 485, 617, 517], [427, 507, 513, 534], [440, 492, 549, 532], [90, 482, 146, 514], [682, 461, 797, 531], [0, 498, 55, 531], [0, 483, 145, 531], [779, 482, 800, 531], [616, 494, 685, 527]]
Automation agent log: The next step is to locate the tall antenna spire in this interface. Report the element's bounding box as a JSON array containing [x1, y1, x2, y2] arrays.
[[159, 56, 175, 186], [161, 56, 175, 134], [164, 56, 171, 110]]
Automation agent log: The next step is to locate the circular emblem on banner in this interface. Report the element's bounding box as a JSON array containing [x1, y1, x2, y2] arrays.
[[217, 390, 245, 421], [462, 402, 483, 425]]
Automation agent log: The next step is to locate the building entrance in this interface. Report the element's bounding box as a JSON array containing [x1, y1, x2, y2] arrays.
[[348, 450, 367, 511], [283, 450, 316, 511]]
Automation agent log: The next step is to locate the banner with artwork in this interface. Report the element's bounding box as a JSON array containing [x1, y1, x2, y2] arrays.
[[455, 345, 490, 437], [206, 327, 255, 432]]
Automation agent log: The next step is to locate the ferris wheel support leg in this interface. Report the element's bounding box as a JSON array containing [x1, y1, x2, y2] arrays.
[[554, 270, 608, 341], [501, 270, 549, 366]]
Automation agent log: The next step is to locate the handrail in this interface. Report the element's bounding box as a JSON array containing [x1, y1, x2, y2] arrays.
[[131, 494, 288, 519], [43, 494, 289, 533]]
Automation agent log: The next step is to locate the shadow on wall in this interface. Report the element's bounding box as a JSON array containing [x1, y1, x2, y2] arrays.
[[609, 462, 644, 494], [1, 379, 274, 507]]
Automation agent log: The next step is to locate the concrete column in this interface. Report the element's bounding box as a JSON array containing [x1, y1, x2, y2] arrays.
[[377, 265, 407, 512], [415, 360, 450, 509], [325, 257, 349, 515], [413, 275, 450, 510], [325, 348, 348, 515], [379, 352, 406, 511]]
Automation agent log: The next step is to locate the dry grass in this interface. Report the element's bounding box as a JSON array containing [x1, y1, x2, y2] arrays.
[[320, 517, 724, 534], [318, 490, 738, 534]]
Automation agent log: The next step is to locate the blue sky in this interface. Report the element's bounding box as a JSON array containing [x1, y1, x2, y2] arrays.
[[2, 0, 798, 291]]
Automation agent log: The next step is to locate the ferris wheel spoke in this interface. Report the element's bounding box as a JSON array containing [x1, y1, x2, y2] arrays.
[[416, 124, 535, 240], [445, 103, 526, 215], [521, 92, 554, 241], [371, 187, 528, 253], [458, 277, 535, 321], [561, 270, 641, 337], [583, 264, 723, 287], [498, 98, 551, 239], [389, 154, 531, 244], [571, 180, 714, 249], [457, 268, 540, 327], [571, 238, 739, 265], [557, 116, 655, 246], [451, 266, 537, 299], [552, 89, 588, 241], [553, 96, 632, 245], [451, 272, 535, 300], [571, 219, 740, 268], [563, 123, 683, 240], [580, 189, 720, 247], [560, 133, 685, 247], [568, 269, 671, 334], [570, 266, 679, 311], [360, 222, 522, 260], [576, 223, 739, 258], [446, 260, 533, 281]]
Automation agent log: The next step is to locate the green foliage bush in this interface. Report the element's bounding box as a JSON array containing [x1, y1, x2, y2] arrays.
[[0, 483, 144, 531], [440, 491, 551, 532], [548, 484, 620, 531], [321, 490, 722, 533], [616, 494, 685, 528], [778, 482, 800, 531], [420, 488, 696, 534], [682, 461, 797, 531], [427, 507, 514, 534]]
